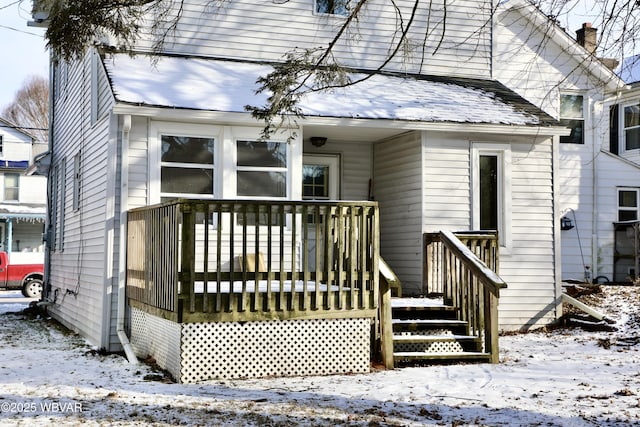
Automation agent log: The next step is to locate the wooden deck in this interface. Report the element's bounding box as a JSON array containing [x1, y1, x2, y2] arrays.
[[126, 199, 380, 323], [125, 200, 505, 375]]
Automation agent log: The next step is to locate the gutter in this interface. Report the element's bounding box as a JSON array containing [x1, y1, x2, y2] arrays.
[[116, 114, 137, 364]]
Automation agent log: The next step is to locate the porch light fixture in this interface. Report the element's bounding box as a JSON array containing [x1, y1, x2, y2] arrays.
[[310, 136, 327, 147], [561, 215, 574, 230]]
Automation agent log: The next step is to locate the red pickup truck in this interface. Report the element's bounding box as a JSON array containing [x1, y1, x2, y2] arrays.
[[0, 252, 44, 298]]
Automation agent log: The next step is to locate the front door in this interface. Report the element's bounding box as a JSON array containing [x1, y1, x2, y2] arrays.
[[303, 154, 340, 270]]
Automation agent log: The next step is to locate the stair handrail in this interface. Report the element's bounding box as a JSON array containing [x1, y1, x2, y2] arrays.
[[439, 230, 506, 297], [437, 230, 507, 363]]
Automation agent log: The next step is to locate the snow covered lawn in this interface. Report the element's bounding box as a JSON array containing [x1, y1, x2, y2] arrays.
[[1, 286, 639, 426]]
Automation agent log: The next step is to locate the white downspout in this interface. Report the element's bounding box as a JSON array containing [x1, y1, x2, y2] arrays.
[[117, 114, 137, 364], [591, 99, 598, 281]]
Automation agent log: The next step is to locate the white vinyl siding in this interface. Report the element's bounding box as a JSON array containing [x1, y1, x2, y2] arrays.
[[133, 0, 492, 79], [47, 50, 117, 351], [375, 132, 423, 295], [422, 133, 556, 330], [495, 7, 600, 117], [423, 135, 471, 232], [499, 140, 556, 330]]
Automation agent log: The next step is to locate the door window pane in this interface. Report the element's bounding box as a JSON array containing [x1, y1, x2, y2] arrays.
[[303, 165, 330, 199], [480, 155, 498, 231]]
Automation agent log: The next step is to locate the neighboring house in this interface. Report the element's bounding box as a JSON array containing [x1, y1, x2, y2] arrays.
[[601, 55, 640, 282], [0, 118, 46, 261], [496, 1, 640, 286], [32, 0, 629, 380]]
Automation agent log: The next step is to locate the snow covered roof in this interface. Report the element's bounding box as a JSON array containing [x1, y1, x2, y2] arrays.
[[616, 54, 640, 84], [0, 203, 46, 221], [103, 53, 557, 127]]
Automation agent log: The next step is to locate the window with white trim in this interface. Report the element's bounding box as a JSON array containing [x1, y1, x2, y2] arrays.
[[73, 151, 81, 211], [160, 135, 215, 201], [560, 94, 584, 144], [622, 101, 640, 151], [618, 188, 639, 221], [3, 173, 19, 202], [236, 140, 288, 198], [473, 144, 511, 249], [0, 135, 3, 156], [315, 0, 349, 16]]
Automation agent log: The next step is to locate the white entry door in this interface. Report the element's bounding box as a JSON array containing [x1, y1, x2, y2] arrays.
[[303, 154, 340, 270], [302, 154, 340, 201]]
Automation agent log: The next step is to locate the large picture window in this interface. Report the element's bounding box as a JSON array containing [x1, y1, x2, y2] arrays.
[[560, 94, 584, 144], [623, 102, 640, 151], [236, 140, 288, 198], [160, 135, 215, 200]]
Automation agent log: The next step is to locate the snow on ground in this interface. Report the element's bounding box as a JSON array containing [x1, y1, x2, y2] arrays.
[[1, 286, 639, 426]]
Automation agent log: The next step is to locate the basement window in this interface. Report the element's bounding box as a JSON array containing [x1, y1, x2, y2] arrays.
[[315, 0, 349, 16]]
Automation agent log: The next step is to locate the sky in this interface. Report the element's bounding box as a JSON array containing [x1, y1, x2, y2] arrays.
[[0, 0, 48, 110]]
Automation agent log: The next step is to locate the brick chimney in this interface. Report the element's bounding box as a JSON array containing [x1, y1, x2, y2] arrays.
[[576, 22, 597, 55]]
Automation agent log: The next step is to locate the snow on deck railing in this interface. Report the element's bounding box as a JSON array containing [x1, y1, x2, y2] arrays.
[[126, 199, 380, 323]]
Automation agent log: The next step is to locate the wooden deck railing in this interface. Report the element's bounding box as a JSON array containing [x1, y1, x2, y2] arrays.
[[423, 230, 507, 363], [126, 199, 380, 323]]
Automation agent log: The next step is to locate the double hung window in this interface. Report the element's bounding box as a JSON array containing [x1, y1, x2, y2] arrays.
[[618, 188, 640, 221], [623, 102, 640, 151], [560, 94, 584, 144], [236, 140, 287, 198], [3, 173, 19, 202], [160, 135, 215, 201]]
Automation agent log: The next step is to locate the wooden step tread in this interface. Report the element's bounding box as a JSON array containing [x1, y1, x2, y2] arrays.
[[392, 318, 467, 326], [393, 351, 491, 360], [393, 334, 480, 343], [391, 298, 448, 309], [392, 305, 457, 312]]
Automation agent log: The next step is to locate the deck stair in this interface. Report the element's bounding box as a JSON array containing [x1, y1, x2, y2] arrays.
[[391, 297, 491, 364]]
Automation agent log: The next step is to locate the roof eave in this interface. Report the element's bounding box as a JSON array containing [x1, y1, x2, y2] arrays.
[[112, 102, 566, 136]]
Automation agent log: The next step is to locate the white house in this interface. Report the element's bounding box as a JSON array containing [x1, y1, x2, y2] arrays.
[[0, 118, 46, 262], [32, 0, 631, 381], [496, 1, 640, 286]]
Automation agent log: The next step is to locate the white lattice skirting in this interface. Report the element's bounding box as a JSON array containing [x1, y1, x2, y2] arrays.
[[130, 307, 371, 383]]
